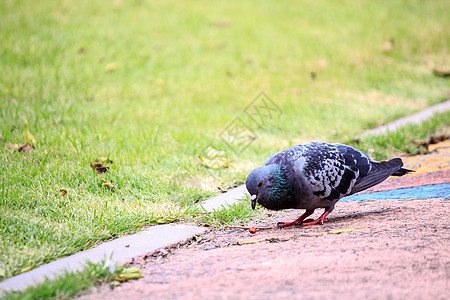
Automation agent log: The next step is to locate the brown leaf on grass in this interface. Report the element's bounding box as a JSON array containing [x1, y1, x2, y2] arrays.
[[433, 67, 450, 77], [382, 38, 395, 53], [197, 155, 233, 169], [90, 157, 114, 174], [101, 179, 117, 191], [18, 144, 36, 153], [60, 189, 68, 196], [90, 162, 109, 174], [413, 134, 449, 149]]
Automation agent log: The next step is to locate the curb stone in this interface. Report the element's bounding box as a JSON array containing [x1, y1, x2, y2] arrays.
[[364, 99, 450, 135], [0, 225, 207, 295]]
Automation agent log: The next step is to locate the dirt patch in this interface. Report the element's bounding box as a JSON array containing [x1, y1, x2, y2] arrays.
[[81, 197, 450, 300]]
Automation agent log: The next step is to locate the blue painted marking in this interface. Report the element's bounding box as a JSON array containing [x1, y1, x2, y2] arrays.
[[342, 183, 450, 202]]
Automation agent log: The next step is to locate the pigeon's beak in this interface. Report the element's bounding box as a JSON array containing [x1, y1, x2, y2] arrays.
[[251, 194, 257, 210]]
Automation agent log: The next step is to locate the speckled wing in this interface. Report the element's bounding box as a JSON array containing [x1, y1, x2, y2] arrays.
[[296, 143, 362, 201]]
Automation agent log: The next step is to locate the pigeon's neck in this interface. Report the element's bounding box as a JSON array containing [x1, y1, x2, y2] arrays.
[[270, 165, 293, 201]]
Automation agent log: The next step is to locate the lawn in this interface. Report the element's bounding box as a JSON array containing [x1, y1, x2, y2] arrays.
[[1, 0, 449, 280]]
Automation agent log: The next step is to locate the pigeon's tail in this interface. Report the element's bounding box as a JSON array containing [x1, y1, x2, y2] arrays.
[[391, 167, 415, 176], [350, 158, 411, 195]]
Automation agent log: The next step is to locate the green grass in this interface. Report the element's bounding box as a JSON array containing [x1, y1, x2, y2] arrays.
[[197, 196, 261, 228], [1, 259, 126, 300], [348, 111, 450, 160], [1, 0, 449, 280]]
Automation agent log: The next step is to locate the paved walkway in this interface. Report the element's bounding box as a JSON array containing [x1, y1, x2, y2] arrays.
[[81, 141, 450, 300]]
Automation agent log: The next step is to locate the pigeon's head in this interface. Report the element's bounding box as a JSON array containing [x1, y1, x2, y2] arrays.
[[246, 165, 290, 210]]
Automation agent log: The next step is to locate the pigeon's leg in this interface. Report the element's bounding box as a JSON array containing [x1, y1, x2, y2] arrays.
[[277, 209, 315, 228], [301, 209, 331, 226]]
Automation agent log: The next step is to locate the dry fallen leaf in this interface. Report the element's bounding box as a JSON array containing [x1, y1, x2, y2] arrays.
[[90, 162, 109, 174], [90, 157, 114, 174], [326, 226, 366, 234], [193, 235, 203, 242], [197, 147, 234, 169], [115, 267, 144, 282], [105, 62, 118, 71], [97, 157, 114, 164], [157, 78, 165, 86], [18, 144, 36, 153], [205, 147, 225, 158], [101, 179, 117, 191], [233, 239, 266, 245], [20, 266, 33, 273], [433, 67, 450, 77], [197, 155, 233, 169], [60, 189, 68, 196], [151, 215, 179, 225], [382, 38, 395, 53]]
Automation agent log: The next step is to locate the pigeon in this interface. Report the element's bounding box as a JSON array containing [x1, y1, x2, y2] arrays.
[[246, 142, 413, 228]]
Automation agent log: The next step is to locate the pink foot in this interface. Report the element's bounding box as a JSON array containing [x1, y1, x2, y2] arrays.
[[302, 211, 330, 226], [277, 210, 315, 228]]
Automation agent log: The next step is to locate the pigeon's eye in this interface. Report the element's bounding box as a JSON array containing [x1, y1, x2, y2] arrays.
[[257, 182, 263, 188]]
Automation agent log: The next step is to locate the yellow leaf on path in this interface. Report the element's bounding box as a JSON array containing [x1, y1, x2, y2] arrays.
[[151, 215, 179, 225], [115, 267, 144, 282], [23, 128, 36, 144], [327, 226, 366, 234]]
